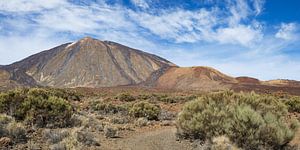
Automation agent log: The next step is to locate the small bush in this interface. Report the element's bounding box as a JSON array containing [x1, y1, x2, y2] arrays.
[[129, 101, 160, 120], [104, 126, 118, 138], [177, 91, 299, 150], [43, 129, 69, 144], [116, 93, 135, 102], [7, 122, 27, 143], [92, 102, 128, 114], [136, 94, 152, 100], [76, 130, 100, 146], [285, 97, 300, 113], [0, 114, 27, 144], [154, 94, 197, 103], [135, 117, 149, 127]]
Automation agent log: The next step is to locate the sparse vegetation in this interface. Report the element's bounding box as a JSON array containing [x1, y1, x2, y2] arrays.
[[177, 91, 300, 150], [0, 87, 299, 149]]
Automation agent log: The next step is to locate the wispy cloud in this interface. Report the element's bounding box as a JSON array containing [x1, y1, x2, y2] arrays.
[[275, 23, 299, 40], [0, 0, 67, 12], [130, 0, 150, 9]]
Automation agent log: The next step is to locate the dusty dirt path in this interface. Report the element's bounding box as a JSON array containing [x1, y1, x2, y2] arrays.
[[100, 126, 198, 150]]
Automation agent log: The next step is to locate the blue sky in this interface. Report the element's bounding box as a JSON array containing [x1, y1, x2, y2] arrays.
[[0, 0, 299, 80]]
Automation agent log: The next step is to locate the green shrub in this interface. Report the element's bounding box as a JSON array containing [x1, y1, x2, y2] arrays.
[[129, 101, 160, 120], [177, 91, 299, 150], [285, 97, 300, 113], [92, 101, 128, 114], [136, 94, 152, 100], [21, 96, 73, 127], [116, 93, 135, 102], [0, 89, 27, 116], [177, 92, 234, 139], [0, 88, 74, 127], [156, 95, 177, 103], [27, 88, 82, 101]]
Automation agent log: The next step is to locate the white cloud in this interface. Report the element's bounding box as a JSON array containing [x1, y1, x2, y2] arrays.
[[228, 0, 251, 26], [0, 0, 265, 46], [130, 5, 262, 46], [0, 0, 67, 12], [275, 23, 298, 40], [131, 0, 150, 9], [215, 25, 262, 46], [129, 9, 218, 43]]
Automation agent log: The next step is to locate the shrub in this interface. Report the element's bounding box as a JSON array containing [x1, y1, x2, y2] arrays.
[[0, 89, 27, 116], [177, 91, 299, 150], [21, 96, 73, 127], [104, 126, 118, 138], [0, 114, 12, 137], [116, 93, 135, 102], [7, 122, 27, 143], [0, 88, 74, 127], [27, 88, 82, 101], [136, 94, 152, 100], [177, 93, 233, 139], [285, 97, 300, 113], [156, 95, 177, 103], [43, 129, 69, 144], [0, 114, 27, 144], [129, 101, 160, 120], [76, 130, 100, 146], [92, 101, 128, 114]]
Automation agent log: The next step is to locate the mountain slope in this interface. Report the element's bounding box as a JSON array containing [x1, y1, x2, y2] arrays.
[[2, 37, 176, 88], [0, 68, 23, 91], [263, 79, 300, 87]]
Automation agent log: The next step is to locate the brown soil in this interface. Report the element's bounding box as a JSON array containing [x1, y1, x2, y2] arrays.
[[101, 126, 197, 150]]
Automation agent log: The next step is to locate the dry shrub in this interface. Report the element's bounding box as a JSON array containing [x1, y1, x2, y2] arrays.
[[177, 91, 299, 150]]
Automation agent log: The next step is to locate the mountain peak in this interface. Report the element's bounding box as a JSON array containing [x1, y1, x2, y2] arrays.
[[78, 36, 99, 44], [4, 38, 175, 88], [80, 36, 94, 41]]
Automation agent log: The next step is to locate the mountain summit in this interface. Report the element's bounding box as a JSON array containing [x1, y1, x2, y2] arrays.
[[1, 37, 175, 88]]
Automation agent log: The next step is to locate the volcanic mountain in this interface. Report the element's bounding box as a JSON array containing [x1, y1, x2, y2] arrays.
[[0, 37, 300, 95], [0, 37, 175, 88]]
